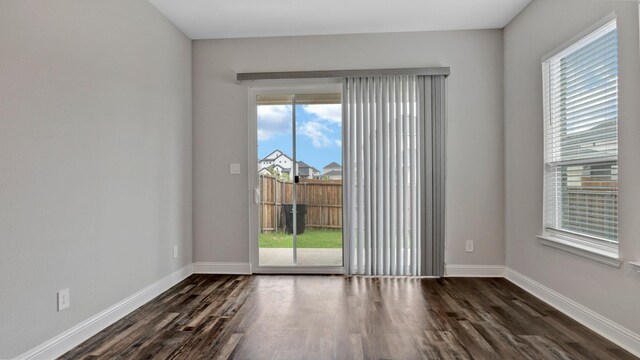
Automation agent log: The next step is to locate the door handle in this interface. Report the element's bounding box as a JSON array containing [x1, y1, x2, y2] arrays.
[[254, 187, 260, 204]]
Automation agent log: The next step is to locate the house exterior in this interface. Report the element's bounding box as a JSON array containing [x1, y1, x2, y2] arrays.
[[258, 164, 288, 177], [261, 149, 282, 163], [272, 154, 293, 169], [259, 150, 322, 179], [259, 150, 293, 173], [322, 162, 342, 180], [323, 169, 342, 180], [297, 161, 320, 179]]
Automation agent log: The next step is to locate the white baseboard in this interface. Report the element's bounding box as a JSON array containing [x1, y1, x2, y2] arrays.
[[17, 264, 194, 360], [16, 263, 639, 359], [193, 262, 252, 274], [505, 268, 640, 358], [445, 264, 505, 277]]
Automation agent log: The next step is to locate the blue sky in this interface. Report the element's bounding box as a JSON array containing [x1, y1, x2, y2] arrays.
[[257, 104, 342, 171]]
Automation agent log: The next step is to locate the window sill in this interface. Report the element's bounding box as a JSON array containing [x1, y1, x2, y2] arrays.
[[537, 235, 621, 268], [630, 261, 640, 273]]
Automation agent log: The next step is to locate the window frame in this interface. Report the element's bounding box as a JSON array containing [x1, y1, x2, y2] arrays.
[[539, 14, 621, 265]]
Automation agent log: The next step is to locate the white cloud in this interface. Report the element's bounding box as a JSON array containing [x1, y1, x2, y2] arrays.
[[302, 104, 342, 124], [298, 121, 335, 148], [259, 104, 343, 149], [257, 105, 291, 141]]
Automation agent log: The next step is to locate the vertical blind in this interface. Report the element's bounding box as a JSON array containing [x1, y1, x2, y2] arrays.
[[343, 75, 446, 276], [542, 19, 619, 243]]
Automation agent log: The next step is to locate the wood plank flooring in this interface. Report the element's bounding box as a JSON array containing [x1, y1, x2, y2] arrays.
[[60, 275, 636, 359]]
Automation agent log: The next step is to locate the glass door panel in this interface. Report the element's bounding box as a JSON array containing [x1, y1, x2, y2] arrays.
[[257, 95, 294, 266], [293, 94, 343, 266], [257, 92, 343, 268]]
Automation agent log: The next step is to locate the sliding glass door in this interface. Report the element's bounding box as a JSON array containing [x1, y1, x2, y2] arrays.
[[254, 90, 343, 271]]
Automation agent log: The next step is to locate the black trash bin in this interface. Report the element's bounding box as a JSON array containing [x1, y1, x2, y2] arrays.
[[282, 204, 307, 234]]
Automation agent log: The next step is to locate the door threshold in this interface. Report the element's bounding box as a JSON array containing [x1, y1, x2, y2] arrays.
[[252, 266, 345, 275]]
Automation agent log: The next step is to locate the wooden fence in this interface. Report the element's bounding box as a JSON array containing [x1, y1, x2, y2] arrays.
[[561, 180, 617, 240], [259, 175, 342, 232]]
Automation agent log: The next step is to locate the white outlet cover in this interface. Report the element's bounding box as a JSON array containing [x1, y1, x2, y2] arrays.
[[465, 240, 474, 252], [173, 245, 178, 259], [58, 288, 70, 311], [229, 163, 241, 175]]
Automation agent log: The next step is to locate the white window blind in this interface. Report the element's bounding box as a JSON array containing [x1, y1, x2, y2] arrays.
[[344, 76, 421, 276], [542, 19, 619, 244], [343, 75, 447, 276]]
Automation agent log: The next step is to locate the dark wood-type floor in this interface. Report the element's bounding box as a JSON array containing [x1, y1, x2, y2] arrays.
[[60, 275, 636, 360]]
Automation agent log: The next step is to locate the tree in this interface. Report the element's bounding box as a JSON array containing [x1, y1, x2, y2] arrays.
[[267, 165, 290, 182]]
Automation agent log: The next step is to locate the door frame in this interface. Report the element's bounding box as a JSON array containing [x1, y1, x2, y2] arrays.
[[247, 81, 347, 274]]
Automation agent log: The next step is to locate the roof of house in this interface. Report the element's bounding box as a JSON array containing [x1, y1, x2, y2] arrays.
[[274, 153, 292, 162], [296, 161, 319, 172], [261, 149, 291, 162], [323, 169, 342, 177], [323, 161, 341, 170], [563, 121, 616, 154]]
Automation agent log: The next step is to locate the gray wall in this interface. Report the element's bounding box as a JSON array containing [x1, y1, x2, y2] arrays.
[[504, 0, 640, 333], [0, 1, 192, 357], [193, 30, 505, 267]]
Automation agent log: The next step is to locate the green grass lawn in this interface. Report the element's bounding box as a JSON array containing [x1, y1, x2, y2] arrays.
[[259, 228, 342, 248]]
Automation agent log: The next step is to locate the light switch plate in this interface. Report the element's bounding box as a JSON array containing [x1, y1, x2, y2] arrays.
[[229, 163, 241, 175]]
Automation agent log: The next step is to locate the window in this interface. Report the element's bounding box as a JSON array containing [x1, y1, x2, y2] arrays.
[[542, 19, 619, 252]]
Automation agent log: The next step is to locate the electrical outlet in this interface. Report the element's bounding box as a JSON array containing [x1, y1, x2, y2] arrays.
[[58, 288, 70, 311], [465, 240, 474, 253], [173, 245, 178, 259]]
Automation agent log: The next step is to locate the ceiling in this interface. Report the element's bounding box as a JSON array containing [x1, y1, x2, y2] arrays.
[[148, 0, 532, 40]]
